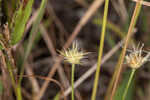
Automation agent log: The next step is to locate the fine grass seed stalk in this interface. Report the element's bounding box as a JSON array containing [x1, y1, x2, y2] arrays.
[[59, 42, 88, 100], [122, 43, 150, 100]]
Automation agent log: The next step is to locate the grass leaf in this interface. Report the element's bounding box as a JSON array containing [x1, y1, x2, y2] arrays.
[[18, 0, 47, 89], [10, 0, 34, 45]]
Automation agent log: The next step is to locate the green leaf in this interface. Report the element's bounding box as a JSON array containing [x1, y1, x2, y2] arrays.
[[19, 0, 47, 84], [23, 0, 47, 60], [10, 0, 34, 45], [17, 0, 47, 98]]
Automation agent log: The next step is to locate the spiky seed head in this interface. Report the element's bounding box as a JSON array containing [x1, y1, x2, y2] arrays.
[[59, 42, 88, 64], [125, 43, 148, 69]]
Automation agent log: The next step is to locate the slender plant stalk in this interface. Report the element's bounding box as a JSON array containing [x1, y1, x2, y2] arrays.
[[109, 0, 143, 100], [16, 85, 22, 100], [91, 0, 109, 100], [7, 62, 16, 92], [71, 64, 75, 100], [0, 40, 21, 100], [122, 69, 136, 100], [5, 54, 21, 100], [7, 55, 22, 100]]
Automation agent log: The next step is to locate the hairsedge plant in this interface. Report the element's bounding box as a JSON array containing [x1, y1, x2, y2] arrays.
[[59, 41, 88, 100], [122, 43, 150, 100]]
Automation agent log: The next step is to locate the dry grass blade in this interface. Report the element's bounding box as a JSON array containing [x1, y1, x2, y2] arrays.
[[47, 1, 69, 40], [21, 88, 32, 100], [63, 0, 105, 49], [25, 63, 40, 99], [75, 0, 89, 8], [111, 0, 128, 23], [18, 75, 66, 100], [0, 51, 14, 100], [39, 24, 56, 56], [18, 43, 40, 99], [133, 0, 150, 6]]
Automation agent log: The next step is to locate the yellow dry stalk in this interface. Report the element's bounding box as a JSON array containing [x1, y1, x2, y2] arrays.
[[59, 42, 88, 65]]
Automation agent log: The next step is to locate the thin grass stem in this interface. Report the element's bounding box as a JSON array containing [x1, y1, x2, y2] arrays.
[[91, 0, 109, 100], [7, 62, 17, 94], [16, 85, 22, 100], [122, 69, 136, 100], [71, 64, 75, 100]]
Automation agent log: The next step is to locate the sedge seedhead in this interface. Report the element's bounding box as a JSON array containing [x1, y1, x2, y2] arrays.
[[59, 42, 88, 64], [125, 43, 149, 69]]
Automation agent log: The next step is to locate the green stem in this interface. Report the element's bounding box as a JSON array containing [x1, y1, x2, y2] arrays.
[[7, 57, 21, 100], [16, 85, 22, 100], [122, 69, 136, 100], [91, 0, 109, 100], [7, 61, 17, 93], [71, 64, 75, 100]]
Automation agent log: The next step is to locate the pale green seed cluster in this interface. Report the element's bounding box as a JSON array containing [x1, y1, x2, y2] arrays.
[[59, 42, 88, 64]]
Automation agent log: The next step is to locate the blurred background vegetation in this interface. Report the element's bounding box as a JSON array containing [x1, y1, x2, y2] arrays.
[[1, 0, 150, 100]]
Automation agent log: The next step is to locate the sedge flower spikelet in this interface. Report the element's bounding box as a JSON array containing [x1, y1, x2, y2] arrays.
[[59, 42, 88, 64], [125, 43, 149, 69]]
